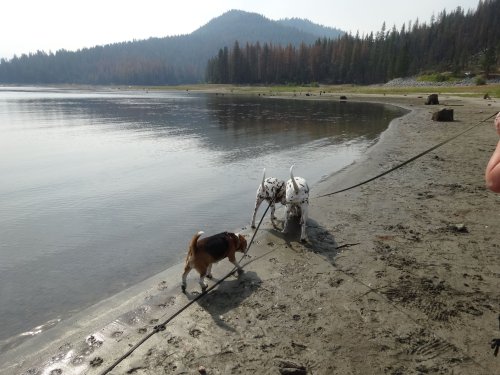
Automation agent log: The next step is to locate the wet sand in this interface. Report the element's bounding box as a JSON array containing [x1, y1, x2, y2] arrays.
[[2, 92, 500, 375]]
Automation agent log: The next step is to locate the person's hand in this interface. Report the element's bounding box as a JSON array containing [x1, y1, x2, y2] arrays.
[[495, 112, 500, 136]]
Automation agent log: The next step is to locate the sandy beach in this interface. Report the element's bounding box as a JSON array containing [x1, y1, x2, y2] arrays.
[[2, 92, 500, 375]]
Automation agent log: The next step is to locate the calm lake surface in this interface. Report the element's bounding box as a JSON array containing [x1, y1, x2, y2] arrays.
[[0, 87, 406, 351]]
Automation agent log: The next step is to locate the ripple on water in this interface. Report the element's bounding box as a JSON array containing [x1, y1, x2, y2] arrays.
[[0, 318, 62, 353]]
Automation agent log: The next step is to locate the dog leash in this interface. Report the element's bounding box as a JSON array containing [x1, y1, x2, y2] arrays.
[[100, 112, 497, 374], [243, 197, 275, 258], [315, 111, 498, 198], [99, 199, 274, 375]]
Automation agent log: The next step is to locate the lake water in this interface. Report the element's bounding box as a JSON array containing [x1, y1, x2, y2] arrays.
[[0, 87, 406, 352]]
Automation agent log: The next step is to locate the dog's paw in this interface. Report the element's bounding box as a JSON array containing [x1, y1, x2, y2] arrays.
[[251, 224, 256, 229], [206, 274, 213, 279], [237, 268, 244, 276]]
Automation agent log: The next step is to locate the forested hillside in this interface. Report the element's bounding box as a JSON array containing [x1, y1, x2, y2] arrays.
[[277, 18, 343, 39], [0, 10, 343, 85], [206, 0, 500, 85], [2, 1, 499, 86]]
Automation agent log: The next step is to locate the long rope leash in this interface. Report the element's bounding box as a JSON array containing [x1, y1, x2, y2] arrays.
[[100, 200, 274, 375], [100, 112, 497, 374], [315, 111, 498, 198], [309, 110, 498, 370]]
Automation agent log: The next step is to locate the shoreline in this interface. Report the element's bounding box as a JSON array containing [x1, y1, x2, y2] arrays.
[[0, 89, 384, 355], [2, 92, 499, 374]]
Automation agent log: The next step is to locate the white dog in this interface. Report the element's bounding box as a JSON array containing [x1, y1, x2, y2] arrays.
[[251, 168, 286, 228], [283, 165, 309, 242]]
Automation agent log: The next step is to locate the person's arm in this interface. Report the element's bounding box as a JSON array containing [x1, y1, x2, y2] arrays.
[[485, 112, 500, 193]]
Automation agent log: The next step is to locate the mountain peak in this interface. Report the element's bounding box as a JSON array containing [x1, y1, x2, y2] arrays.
[[192, 9, 344, 42]]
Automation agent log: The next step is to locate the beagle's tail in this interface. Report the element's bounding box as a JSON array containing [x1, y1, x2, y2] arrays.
[[290, 165, 300, 193], [189, 231, 204, 255], [261, 168, 266, 189]]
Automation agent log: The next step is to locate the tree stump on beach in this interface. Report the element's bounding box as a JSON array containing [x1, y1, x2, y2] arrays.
[[425, 94, 439, 105], [432, 108, 454, 122]]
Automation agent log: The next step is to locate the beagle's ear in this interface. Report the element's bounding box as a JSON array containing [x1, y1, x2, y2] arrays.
[[237, 233, 246, 243]]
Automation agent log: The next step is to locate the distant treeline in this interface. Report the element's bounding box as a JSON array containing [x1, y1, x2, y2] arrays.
[[1, 1, 499, 86], [206, 0, 500, 85], [0, 37, 203, 85], [0, 10, 342, 86]]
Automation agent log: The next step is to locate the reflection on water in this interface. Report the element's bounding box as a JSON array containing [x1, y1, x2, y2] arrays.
[[0, 87, 406, 350]]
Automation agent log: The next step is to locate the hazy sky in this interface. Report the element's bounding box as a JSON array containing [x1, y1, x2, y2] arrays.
[[1, 0, 481, 60]]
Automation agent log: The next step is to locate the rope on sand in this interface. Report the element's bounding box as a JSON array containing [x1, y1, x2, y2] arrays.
[[315, 111, 498, 198], [99, 199, 274, 375], [100, 111, 498, 374]]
